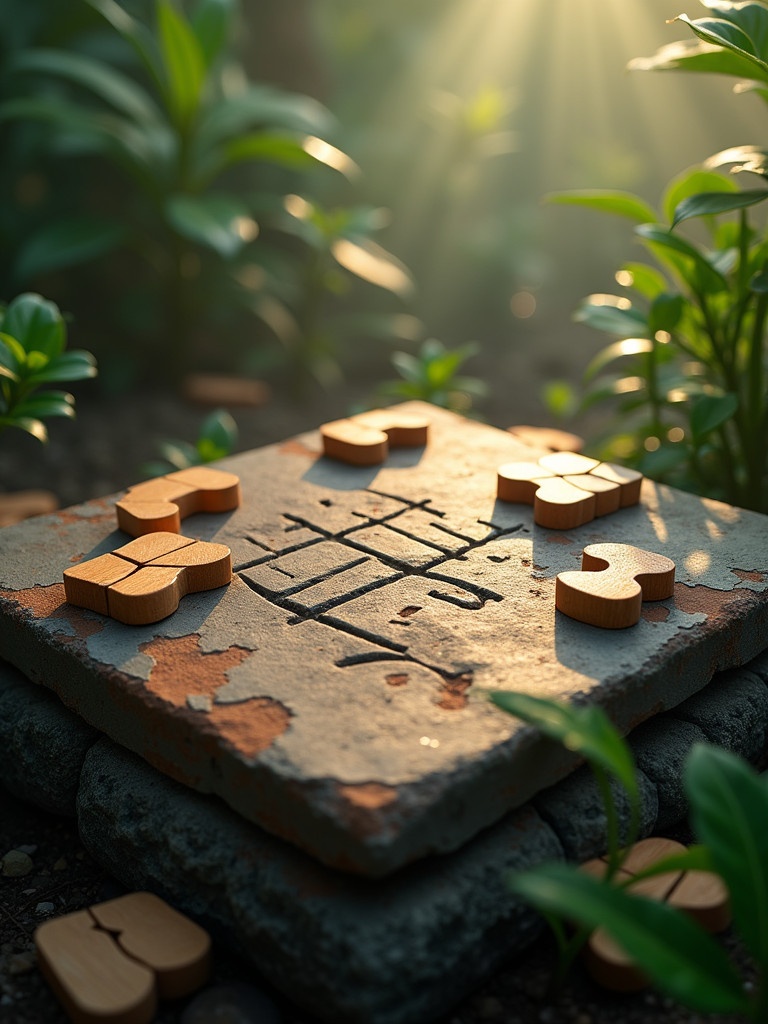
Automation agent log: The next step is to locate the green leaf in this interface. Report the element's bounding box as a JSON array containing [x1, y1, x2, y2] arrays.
[[707, 145, 768, 179], [635, 224, 729, 292], [85, 0, 165, 95], [648, 294, 685, 336], [220, 132, 318, 173], [190, 0, 235, 68], [488, 692, 638, 802], [584, 338, 654, 381], [663, 167, 739, 225], [2, 294, 65, 359], [0, 415, 48, 442], [158, 440, 198, 469], [0, 333, 25, 373], [672, 189, 768, 228], [13, 391, 76, 420], [10, 49, 162, 124], [690, 393, 739, 440], [674, 14, 768, 75], [686, 744, 768, 968], [27, 351, 97, 385], [630, 38, 768, 81], [546, 190, 657, 224], [618, 263, 669, 300], [508, 864, 749, 1015], [574, 295, 648, 336], [197, 408, 237, 460], [157, 0, 206, 126], [166, 194, 252, 258], [15, 218, 126, 281]]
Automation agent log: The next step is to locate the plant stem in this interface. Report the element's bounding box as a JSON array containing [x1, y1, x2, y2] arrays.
[[594, 767, 623, 878]]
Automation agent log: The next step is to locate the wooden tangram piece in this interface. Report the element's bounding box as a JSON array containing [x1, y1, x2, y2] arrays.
[[64, 532, 232, 625], [497, 451, 643, 529], [555, 542, 675, 629], [35, 891, 211, 1024], [581, 837, 730, 992], [116, 466, 241, 537], [321, 408, 430, 466]]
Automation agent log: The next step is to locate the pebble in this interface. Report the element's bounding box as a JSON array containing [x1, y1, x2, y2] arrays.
[[52, 857, 68, 872], [181, 982, 281, 1024], [1, 850, 33, 878], [35, 902, 55, 916], [15, 845, 37, 856]]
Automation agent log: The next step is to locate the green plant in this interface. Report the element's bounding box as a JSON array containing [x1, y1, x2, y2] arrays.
[[1, 0, 406, 383], [549, 0, 768, 513], [142, 407, 237, 477], [0, 292, 96, 441], [489, 689, 768, 1019], [377, 337, 487, 413]]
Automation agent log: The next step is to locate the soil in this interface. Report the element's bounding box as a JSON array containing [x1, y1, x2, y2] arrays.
[[0, 384, 759, 1024]]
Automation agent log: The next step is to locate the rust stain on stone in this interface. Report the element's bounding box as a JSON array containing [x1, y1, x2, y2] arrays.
[[732, 568, 766, 583], [385, 672, 409, 686], [53, 499, 116, 527], [641, 604, 670, 623], [280, 438, 320, 458], [139, 634, 291, 759], [546, 535, 573, 545], [335, 782, 398, 840], [0, 584, 104, 639], [673, 582, 751, 619], [437, 670, 473, 710]]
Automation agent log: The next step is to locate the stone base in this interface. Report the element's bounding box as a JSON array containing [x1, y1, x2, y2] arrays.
[[3, 653, 767, 1024]]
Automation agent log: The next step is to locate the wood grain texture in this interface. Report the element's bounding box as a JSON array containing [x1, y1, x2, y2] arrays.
[[581, 838, 731, 992], [496, 462, 554, 504], [590, 462, 643, 507], [35, 908, 156, 1024], [321, 409, 429, 465], [537, 452, 600, 476], [556, 543, 676, 629], [64, 533, 232, 626], [115, 468, 241, 536], [532, 478, 596, 530], [90, 892, 211, 1000], [562, 473, 621, 517], [35, 893, 209, 1023]]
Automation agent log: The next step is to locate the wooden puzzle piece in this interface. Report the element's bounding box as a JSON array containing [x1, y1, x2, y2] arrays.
[[581, 837, 730, 992], [35, 892, 210, 1024], [64, 532, 232, 625], [116, 466, 241, 537], [321, 409, 429, 465], [496, 452, 642, 529], [555, 542, 675, 629]]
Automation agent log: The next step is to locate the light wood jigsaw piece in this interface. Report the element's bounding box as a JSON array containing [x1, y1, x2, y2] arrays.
[[64, 532, 232, 625], [581, 837, 730, 992], [321, 409, 429, 466], [497, 452, 642, 529], [556, 542, 675, 629], [116, 466, 241, 536], [35, 892, 210, 1024]]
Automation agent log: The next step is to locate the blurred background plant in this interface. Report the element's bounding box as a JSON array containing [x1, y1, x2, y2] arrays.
[[377, 337, 487, 415], [548, 0, 768, 513], [141, 407, 237, 476], [0, 292, 96, 443]]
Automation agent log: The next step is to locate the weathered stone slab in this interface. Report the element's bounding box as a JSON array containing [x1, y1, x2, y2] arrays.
[[1, 403, 768, 876], [77, 738, 562, 1024]]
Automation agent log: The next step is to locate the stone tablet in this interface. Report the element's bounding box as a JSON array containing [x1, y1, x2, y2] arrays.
[[1, 403, 767, 877]]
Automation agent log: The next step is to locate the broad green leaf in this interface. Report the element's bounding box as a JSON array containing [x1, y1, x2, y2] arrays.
[[11, 49, 162, 123], [0, 364, 17, 383], [0, 333, 25, 372], [546, 190, 657, 224], [27, 351, 97, 385], [85, 0, 165, 95], [508, 864, 749, 1015], [629, 38, 768, 81], [15, 218, 126, 281], [0, 415, 47, 442], [13, 392, 76, 420], [197, 408, 237, 459], [618, 262, 668, 300], [330, 237, 413, 295], [648, 294, 685, 336], [166, 194, 253, 258], [157, 0, 206, 126], [675, 15, 768, 75], [574, 295, 648, 336], [686, 744, 768, 967], [191, 0, 235, 68], [217, 132, 315, 178], [158, 440, 198, 469], [706, 145, 768, 178], [488, 692, 638, 801], [663, 168, 738, 225], [391, 351, 423, 385], [690, 393, 739, 440], [704, 1, 768, 59], [635, 224, 729, 292], [750, 267, 768, 292], [619, 844, 714, 888], [2, 294, 64, 358], [672, 189, 768, 227], [584, 339, 654, 381]]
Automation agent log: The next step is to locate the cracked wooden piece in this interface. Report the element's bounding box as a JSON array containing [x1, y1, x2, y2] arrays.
[[321, 409, 429, 466], [64, 532, 232, 625], [581, 838, 730, 992], [496, 453, 642, 529], [115, 466, 241, 537], [556, 542, 676, 629], [35, 892, 210, 1024]]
